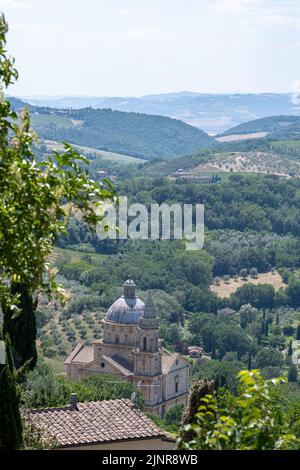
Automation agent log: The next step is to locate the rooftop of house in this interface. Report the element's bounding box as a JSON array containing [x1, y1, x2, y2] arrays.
[[217, 307, 237, 316], [25, 398, 170, 448]]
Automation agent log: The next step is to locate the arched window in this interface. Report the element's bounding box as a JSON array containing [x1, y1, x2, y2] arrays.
[[175, 375, 180, 394], [115, 334, 120, 344], [143, 336, 147, 351]]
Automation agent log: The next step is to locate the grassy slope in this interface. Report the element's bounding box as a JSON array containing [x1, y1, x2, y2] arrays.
[[221, 115, 300, 137], [44, 139, 145, 164], [31, 107, 216, 160]]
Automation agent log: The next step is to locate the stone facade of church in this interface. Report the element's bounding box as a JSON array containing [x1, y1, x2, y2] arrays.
[[65, 280, 190, 416]]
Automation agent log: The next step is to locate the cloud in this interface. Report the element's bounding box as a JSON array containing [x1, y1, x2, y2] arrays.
[[115, 8, 128, 16], [0, 0, 29, 8], [14, 21, 64, 35], [255, 14, 300, 27], [209, 0, 300, 12], [209, 0, 259, 11]]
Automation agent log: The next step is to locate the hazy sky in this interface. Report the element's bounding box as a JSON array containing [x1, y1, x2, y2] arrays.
[[2, 0, 300, 96]]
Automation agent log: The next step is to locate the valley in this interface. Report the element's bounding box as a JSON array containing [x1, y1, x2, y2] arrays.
[[21, 92, 298, 134]]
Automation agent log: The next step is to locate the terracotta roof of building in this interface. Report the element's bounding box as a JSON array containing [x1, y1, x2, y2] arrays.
[[64, 343, 94, 366], [217, 307, 237, 316], [26, 399, 168, 448]]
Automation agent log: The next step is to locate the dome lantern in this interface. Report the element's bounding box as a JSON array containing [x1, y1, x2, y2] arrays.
[[123, 278, 136, 299]]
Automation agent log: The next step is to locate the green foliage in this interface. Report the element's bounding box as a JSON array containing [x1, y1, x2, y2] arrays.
[[118, 174, 300, 238], [0, 14, 114, 370], [0, 334, 23, 449], [31, 107, 216, 161], [189, 313, 253, 361], [23, 359, 144, 409], [255, 347, 284, 369], [230, 283, 276, 310], [221, 115, 300, 138], [239, 304, 258, 329], [179, 370, 299, 450], [286, 277, 300, 308], [3, 282, 37, 370], [191, 359, 245, 393], [165, 404, 185, 427], [288, 363, 298, 383]]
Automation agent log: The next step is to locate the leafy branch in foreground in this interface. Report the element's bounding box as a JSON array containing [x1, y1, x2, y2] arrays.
[[178, 370, 299, 450], [0, 13, 115, 372]]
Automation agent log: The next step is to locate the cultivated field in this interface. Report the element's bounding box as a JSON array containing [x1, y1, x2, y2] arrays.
[[216, 132, 269, 142], [210, 272, 286, 298], [30, 113, 74, 128], [50, 246, 107, 265], [188, 151, 300, 178], [43, 139, 145, 164]]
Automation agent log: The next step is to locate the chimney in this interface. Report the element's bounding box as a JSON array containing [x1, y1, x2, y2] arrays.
[[131, 391, 138, 408], [70, 393, 78, 411]]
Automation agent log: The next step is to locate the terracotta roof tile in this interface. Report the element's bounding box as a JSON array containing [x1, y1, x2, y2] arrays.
[[26, 399, 167, 447]]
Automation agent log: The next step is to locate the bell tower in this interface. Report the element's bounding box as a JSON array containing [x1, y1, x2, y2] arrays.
[[133, 291, 163, 410]]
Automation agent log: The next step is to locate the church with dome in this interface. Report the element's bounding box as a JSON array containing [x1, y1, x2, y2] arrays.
[[65, 279, 190, 416]]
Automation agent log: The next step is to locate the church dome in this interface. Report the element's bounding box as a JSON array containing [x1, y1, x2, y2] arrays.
[[105, 279, 145, 325]]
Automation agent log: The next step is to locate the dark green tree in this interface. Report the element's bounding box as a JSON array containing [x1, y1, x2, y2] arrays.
[[288, 363, 298, 383], [247, 352, 252, 371], [0, 335, 23, 449], [211, 336, 216, 359], [3, 283, 37, 370]]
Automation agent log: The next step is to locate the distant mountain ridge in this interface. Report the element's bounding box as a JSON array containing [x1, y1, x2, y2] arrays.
[[20, 91, 298, 134]]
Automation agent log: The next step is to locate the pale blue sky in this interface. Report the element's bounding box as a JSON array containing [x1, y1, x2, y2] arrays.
[[1, 0, 300, 96]]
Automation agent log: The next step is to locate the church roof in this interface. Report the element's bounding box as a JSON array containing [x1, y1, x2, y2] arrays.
[[104, 279, 145, 325], [64, 343, 94, 365], [105, 296, 145, 324]]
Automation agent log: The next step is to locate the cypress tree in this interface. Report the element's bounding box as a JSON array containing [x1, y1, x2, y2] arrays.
[[214, 375, 220, 393], [3, 282, 37, 370], [211, 336, 216, 359], [288, 340, 293, 357], [0, 334, 23, 449], [276, 312, 280, 325], [220, 375, 227, 387], [288, 363, 298, 383], [265, 321, 269, 337], [258, 334, 261, 345], [177, 378, 214, 449], [296, 324, 300, 341], [247, 352, 252, 371]]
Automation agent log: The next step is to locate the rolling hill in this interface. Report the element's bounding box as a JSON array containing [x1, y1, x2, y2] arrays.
[[26, 107, 216, 160], [21, 92, 297, 134], [221, 115, 300, 139]]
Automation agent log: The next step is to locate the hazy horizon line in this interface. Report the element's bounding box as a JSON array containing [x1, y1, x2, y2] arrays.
[[12, 90, 293, 100]]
